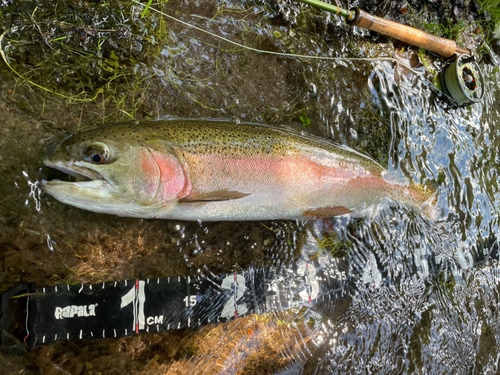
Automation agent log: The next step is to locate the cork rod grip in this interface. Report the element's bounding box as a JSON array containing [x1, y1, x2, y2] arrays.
[[348, 8, 469, 58]]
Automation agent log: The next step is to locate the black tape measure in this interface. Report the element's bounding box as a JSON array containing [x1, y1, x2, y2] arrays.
[[1, 257, 349, 354]]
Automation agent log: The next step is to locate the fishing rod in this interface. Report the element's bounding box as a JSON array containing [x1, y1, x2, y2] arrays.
[[296, 0, 486, 105], [296, 0, 470, 58]]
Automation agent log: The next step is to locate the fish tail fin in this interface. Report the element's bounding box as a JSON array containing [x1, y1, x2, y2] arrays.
[[389, 179, 439, 220], [420, 196, 442, 220], [409, 179, 437, 201], [411, 180, 441, 220]]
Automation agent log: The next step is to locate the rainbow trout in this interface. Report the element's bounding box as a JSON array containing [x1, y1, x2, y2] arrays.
[[42, 119, 435, 221]]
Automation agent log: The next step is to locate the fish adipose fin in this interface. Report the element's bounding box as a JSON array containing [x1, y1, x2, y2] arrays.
[[303, 206, 353, 217], [179, 190, 250, 202]]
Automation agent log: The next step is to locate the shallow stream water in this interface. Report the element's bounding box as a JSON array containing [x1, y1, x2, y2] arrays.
[[0, 0, 499, 374]]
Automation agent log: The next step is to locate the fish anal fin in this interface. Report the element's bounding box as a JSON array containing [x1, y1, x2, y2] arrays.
[[179, 190, 249, 202], [303, 206, 353, 217]]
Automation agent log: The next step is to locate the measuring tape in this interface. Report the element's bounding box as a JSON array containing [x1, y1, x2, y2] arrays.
[[1, 257, 348, 353]]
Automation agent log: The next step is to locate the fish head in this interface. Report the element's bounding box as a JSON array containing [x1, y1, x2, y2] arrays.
[[42, 124, 187, 217]]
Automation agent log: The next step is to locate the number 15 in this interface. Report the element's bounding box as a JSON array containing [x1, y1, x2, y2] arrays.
[[183, 295, 197, 307]]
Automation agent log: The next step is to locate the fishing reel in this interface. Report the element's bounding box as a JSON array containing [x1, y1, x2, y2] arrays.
[[439, 53, 484, 106]]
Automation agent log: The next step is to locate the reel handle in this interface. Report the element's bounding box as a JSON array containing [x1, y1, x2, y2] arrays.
[[347, 8, 470, 58]]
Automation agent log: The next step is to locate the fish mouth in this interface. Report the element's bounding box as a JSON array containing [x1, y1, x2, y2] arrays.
[[43, 159, 104, 182], [41, 159, 120, 207], [41, 158, 157, 217]]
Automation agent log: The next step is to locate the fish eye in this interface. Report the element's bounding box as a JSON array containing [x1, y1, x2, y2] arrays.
[[90, 153, 106, 164], [84, 143, 110, 164]]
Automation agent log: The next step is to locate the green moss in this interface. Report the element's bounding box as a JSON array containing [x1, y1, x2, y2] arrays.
[[408, 308, 433, 373], [316, 232, 351, 258], [477, 0, 500, 34], [437, 169, 446, 185], [417, 49, 435, 73], [299, 112, 311, 127], [434, 271, 457, 297], [422, 19, 470, 40], [0, 0, 175, 121]]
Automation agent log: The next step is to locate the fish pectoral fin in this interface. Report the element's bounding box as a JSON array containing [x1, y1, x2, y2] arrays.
[[303, 206, 353, 217], [179, 190, 250, 202]]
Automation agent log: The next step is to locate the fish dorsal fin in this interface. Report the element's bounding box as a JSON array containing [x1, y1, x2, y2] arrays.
[[303, 206, 353, 217], [179, 190, 249, 202]]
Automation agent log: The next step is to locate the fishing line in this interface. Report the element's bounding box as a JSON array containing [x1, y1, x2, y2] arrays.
[[0, 2, 423, 104], [131, 0, 424, 75]]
